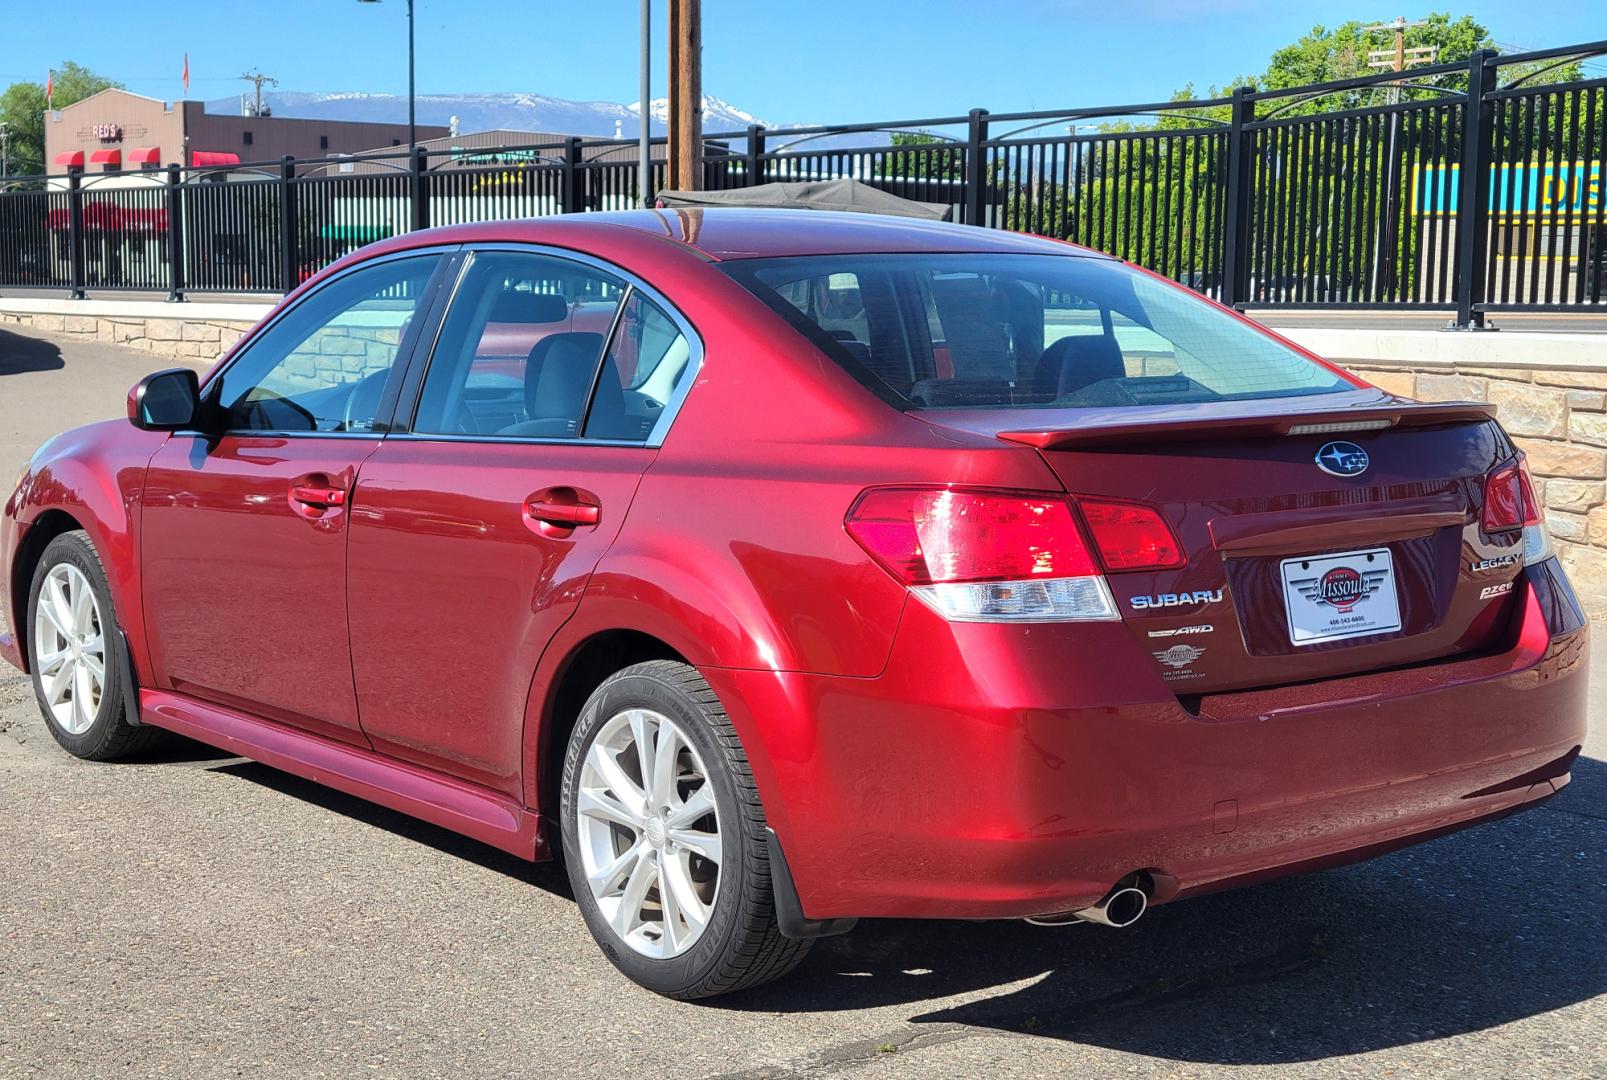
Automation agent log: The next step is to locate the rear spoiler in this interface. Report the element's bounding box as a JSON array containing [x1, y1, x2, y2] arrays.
[[996, 400, 1497, 450]]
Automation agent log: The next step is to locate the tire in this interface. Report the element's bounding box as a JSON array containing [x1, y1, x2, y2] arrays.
[[559, 660, 811, 999], [26, 530, 162, 761]]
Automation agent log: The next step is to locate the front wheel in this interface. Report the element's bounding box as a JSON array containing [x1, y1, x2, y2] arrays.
[[26, 531, 161, 760], [559, 660, 811, 999]]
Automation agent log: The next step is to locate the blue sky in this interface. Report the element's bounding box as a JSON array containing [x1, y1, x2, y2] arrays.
[[2, 1, 1602, 124]]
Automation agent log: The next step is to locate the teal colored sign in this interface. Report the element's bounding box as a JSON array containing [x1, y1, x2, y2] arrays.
[[1415, 161, 1602, 217]]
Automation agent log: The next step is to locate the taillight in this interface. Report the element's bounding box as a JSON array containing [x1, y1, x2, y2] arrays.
[[1482, 463, 1527, 532], [1483, 453, 1551, 563], [1076, 499, 1187, 572], [845, 487, 1117, 622]]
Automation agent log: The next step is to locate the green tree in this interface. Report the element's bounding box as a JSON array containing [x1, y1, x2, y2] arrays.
[[990, 13, 1598, 302], [0, 61, 124, 177], [877, 131, 963, 182]]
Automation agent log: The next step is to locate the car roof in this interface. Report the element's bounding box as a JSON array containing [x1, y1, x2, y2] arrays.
[[369, 208, 1111, 263]]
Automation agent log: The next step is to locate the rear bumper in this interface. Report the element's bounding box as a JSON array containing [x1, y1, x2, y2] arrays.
[[705, 559, 1589, 921]]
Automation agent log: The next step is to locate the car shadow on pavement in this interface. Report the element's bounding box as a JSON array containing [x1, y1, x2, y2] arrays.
[[719, 755, 1607, 1065], [0, 328, 65, 375], [196, 746, 1604, 1066], [208, 760, 575, 897]]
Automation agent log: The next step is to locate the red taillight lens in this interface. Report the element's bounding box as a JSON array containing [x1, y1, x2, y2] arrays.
[[1076, 499, 1187, 572], [1483, 455, 1542, 533], [845, 487, 1098, 585]]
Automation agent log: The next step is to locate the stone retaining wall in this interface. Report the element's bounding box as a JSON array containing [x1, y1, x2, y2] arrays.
[[0, 308, 258, 365], [1349, 362, 1607, 585]]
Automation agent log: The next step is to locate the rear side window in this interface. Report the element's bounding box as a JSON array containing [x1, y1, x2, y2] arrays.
[[721, 253, 1350, 410], [583, 292, 693, 441], [412, 251, 626, 438]]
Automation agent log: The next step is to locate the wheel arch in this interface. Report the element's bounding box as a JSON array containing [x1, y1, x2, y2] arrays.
[[530, 627, 688, 818], [7, 508, 88, 673]]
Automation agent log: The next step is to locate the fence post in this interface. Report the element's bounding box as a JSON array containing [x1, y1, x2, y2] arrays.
[[278, 156, 296, 295], [410, 144, 429, 232], [66, 169, 86, 299], [562, 137, 582, 214], [964, 108, 990, 226], [1220, 86, 1255, 309], [165, 163, 185, 302], [1452, 49, 1498, 329], [745, 124, 765, 187]]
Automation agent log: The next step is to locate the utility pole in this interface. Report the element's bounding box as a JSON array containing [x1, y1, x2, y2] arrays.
[[240, 70, 279, 118], [0, 122, 9, 180], [639, 0, 652, 206], [1364, 17, 1438, 104], [667, 0, 701, 191], [1363, 18, 1438, 299]]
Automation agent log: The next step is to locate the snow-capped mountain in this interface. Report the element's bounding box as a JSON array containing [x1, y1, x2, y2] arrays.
[[203, 90, 779, 139]]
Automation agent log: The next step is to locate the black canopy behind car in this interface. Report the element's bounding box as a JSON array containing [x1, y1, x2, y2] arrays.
[[654, 178, 952, 220]]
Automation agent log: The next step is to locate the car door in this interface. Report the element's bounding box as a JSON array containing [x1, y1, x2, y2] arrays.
[[346, 248, 699, 795], [141, 251, 450, 746]]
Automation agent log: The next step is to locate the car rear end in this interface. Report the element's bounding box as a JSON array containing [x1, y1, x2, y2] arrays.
[[711, 245, 1589, 924]]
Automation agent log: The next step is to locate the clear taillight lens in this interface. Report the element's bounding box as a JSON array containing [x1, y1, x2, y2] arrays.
[[845, 487, 1117, 622]]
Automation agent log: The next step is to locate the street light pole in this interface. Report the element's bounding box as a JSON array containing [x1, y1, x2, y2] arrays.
[[359, 0, 417, 152], [640, 0, 651, 207], [407, 0, 416, 152]]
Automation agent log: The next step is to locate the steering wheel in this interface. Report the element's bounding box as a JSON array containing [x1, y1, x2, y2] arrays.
[[342, 369, 391, 432]]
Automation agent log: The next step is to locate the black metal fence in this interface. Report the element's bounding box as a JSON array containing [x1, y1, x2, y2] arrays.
[[1, 39, 1602, 325]]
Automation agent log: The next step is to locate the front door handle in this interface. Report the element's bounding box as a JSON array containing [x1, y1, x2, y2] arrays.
[[525, 499, 600, 527], [290, 484, 348, 508]]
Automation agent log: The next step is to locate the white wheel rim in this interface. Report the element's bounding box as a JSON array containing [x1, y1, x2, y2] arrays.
[[32, 563, 107, 736], [576, 708, 722, 959]]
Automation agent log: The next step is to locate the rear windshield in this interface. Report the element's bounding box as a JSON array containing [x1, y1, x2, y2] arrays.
[[720, 253, 1351, 410]]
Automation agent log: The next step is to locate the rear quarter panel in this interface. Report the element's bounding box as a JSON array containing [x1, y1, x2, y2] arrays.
[[518, 252, 1063, 817]]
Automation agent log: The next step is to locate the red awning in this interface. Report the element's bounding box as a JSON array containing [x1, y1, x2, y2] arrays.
[[53, 150, 85, 169], [88, 148, 121, 167], [44, 203, 169, 233], [126, 147, 162, 166], [191, 151, 241, 168]]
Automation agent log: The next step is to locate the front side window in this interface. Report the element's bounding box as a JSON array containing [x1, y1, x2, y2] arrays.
[[721, 253, 1351, 410], [209, 254, 442, 432], [412, 251, 626, 438]]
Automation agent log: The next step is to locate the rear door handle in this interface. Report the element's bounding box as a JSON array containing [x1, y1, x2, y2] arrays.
[[525, 499, 600, 527], [290, 484, 348, 508]]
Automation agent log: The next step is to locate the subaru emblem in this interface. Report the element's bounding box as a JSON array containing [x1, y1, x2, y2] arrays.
[[1315, 441, 1369, 477]]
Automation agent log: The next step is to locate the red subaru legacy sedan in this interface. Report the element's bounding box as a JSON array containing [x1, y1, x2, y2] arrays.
[[1, 210, 1588, 999]]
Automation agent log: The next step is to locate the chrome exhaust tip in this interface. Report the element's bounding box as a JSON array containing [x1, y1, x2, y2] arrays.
[[1027, 884, 1149, 928], [1074, 885, 1148, 927]]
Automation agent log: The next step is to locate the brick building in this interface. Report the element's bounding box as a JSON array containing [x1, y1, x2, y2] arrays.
[[45, 88, 447, 173]]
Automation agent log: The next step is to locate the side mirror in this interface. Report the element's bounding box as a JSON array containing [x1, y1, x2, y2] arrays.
[[128, 368, 201, 431]]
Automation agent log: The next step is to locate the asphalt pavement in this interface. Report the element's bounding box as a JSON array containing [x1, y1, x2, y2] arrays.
[[0, 326, 1603, 1079]]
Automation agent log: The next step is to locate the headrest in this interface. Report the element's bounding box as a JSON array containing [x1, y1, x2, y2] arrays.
[[488, 289, 568, 324]]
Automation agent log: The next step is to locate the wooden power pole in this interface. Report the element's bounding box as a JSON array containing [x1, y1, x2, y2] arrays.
[[667, 0, 702, 190]]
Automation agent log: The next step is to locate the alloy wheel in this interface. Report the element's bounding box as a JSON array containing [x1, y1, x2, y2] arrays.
[[32, 563, 107, 736], [575, 707, 723, 959]]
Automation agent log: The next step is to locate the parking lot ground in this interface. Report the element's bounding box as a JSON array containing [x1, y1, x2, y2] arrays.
[[1, 327, 1604, 1079]]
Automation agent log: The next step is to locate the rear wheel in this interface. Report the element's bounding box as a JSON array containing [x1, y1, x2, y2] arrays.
[[26, 531, 161, 760], [559, 660, 810, 999]]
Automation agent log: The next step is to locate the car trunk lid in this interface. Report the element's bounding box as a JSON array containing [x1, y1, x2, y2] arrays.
[[919, 393, 1525, 694]]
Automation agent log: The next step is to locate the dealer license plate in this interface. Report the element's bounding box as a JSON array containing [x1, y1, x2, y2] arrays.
[[1279, 547, 1402, 645]]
